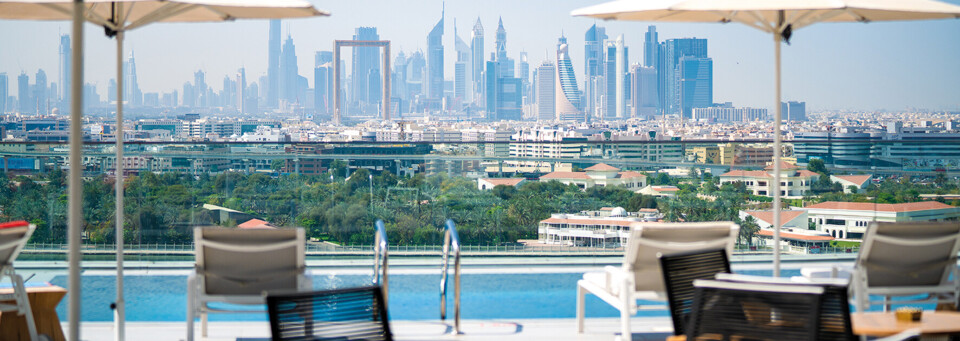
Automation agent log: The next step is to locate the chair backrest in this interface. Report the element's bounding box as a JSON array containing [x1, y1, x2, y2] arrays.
[[857, 221, 960, 288], [0, 221, 35, 266], [625, 222, 739, 292], [686, 279, 824, 341], [714, 273, 855, 341], [266, 286, 393, 341], [195, 227, 305, 296], [659, 248, 731, 336]]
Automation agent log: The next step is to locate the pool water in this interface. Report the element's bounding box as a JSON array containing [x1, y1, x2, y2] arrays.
[[49, 269, 916, 322]]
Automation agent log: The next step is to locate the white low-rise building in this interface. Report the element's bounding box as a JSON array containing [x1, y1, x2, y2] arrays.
[[638, 185, 680, 198], [539, 163, 646, 190], [830, 175, 872, 194], [718, 161, 817, 198], [537, 207, 661, 248], [805, 201, 960, 240], [477, 178, 526, 190]]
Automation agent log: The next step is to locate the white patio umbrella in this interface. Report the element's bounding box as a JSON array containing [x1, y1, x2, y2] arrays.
[[572, 0, 960, 276], [0, 1, 327, 340]]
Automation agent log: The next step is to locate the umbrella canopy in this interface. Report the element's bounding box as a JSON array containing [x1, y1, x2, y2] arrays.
[[573, 0, 960, 31], [572, 0, 960, 278], [0, 0, 328, 27]]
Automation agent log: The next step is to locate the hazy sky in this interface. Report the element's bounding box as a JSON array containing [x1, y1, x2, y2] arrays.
[[1, 0, 959, 112]]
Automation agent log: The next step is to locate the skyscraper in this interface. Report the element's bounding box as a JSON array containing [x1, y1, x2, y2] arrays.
[[280, 34, 299, 105], [644, 26, 658, 68], [267, 20, 281, 108], [518, 52, 529, 104], [34, 69, 47, 114], [454, 20, 473, 105], [584, 24, 607, 119], [426, 7, 444, 99], [124, 51, 142, 106], [781, 101, 807, 121], [315, 64, 332, 115], [677, 56, 712, 116], [471, 18, 484, 106], [59, 34, 71, 109], [350, 27, 381, 112], [556, 40, 582, 121], [661, 38, 707, 116], [536, 62, 555, 121], [493, 18, 514, 77], [615, 35, 626, 118], [194, 70, 206, 107], [0, 73, 7, 113], [631, 64, 657, 118], [236, 68, 246, 113], [18, 72, 31, 114]]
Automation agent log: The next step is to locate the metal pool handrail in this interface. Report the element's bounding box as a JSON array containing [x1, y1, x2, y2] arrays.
[[440, 219, 462, 334], [373, 220, 389, 307]]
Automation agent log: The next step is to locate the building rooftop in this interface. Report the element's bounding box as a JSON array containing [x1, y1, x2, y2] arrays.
[[743, 210, 805, 227], [804, 201, 957, 212], [480, 178, 526, 187], [584, 163, 619, 171], [832, 175, 872, 187], [765, 161, 800, 171]]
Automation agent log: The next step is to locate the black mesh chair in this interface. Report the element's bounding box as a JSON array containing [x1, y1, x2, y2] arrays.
[[266, 286, 393, 341], [686, 279, 824, 341], [658, 248, 731, 336], [713, 274, 856, 341]]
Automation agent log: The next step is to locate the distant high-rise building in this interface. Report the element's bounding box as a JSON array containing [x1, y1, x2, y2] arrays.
[[630, 64, 657, 118], [236, 68, 246, 113], [34, 69, 47, 114], [493, 18, 514, 78], [123, 51, 142, 106], [614, 35, 626, 118], [604, 40, 628, 119], [677, 56, 712, 116], [454, 21, 473, 105], [280, 34, 299, 105], [471, 18, 484, 107], [222, 75, 234, 107], [182, 82, 193, 107], [426, 7, 444, 100], [59, 34, 71, 109], [661, 38, 707, 116], [0, 73, 7, 113], [518, 52, 529, 104], [194, 70, 206, 107], [267, 20, 281, 108], [18, 72, 31, 114], [643, 26, 658, 68], [485, 60, 520, 121], [84, 82, 99, 110], [406, 50, 426, 100], [584, 24, 607, 120], [536, 62, 555, 121], [108, 79, 117, 104], [556, 41, 582, 121], [781, 101, 807, 121], [314, 64, 332, 114], [316, 51, 333, 66], [351, 27, 381, 112]]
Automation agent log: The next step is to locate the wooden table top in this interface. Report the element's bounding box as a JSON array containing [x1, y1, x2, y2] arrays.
[[0, 285, 66, 295], [852, 311, 960, 336]]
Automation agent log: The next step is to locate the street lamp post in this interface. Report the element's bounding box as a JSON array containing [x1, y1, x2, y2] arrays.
[[369, 174, 374, 209]]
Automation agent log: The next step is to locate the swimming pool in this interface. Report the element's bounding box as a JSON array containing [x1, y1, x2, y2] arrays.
[[49, 269, 809, 322]]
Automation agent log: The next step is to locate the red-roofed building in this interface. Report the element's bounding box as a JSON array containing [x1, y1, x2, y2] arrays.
[[537, 208, 661, 248], [237, 219, 276, 229], [830, 175, 873, 194], [804, 201, 960, 240], [638, 185, 681, 198], [718, 160, 815, 198], [477, 178, 526, 190], [539, 163, 646, 190], [739, 210, 809, 230]]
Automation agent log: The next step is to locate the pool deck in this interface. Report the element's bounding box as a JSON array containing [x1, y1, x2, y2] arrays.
[[76, 318, 675, 340]]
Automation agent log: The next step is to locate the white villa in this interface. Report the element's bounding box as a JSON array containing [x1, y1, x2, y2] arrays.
[[539, 163, 646, 190], [805, 201, 960, 240], [537, 207, 661, 248], [718, 161, 817, 198]]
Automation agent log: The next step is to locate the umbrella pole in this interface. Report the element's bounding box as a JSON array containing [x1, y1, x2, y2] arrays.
[[114, 29, 126, 341], [772, 30, 783, 277], [68, 0, 85, 340]]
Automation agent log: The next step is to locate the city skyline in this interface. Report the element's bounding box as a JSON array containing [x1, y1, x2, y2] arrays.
[[1, 0, 959, 112]]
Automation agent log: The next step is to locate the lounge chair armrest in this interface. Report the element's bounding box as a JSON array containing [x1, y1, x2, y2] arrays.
[[603, 266, 631, 288], [873, 328, 920, 341]]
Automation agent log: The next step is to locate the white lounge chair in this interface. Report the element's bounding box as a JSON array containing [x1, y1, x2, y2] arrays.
[[575, 222, 739, 340], [187, 227, 310, 341], [0, 221, 39, 341], [853, 221, 960, 312]]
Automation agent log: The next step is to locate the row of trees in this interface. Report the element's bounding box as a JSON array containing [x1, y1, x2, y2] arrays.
[[0, 168, 659, 246]]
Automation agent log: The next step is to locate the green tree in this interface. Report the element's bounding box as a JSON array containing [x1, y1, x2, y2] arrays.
[[807, 158, 828, 176]]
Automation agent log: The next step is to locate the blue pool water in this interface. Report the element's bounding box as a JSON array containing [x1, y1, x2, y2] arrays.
[[49, 269, 916, 322]]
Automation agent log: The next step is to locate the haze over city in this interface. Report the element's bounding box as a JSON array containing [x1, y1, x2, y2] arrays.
[[1, 0, 959, 113]]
